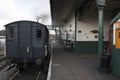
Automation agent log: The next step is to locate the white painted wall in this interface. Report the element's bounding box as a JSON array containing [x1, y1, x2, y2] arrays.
[[61, 11, 112, 42], [76, 11, 111, 41], [61, 13, 75, 41]]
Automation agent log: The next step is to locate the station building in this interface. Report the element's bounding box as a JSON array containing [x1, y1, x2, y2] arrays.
[[50, 0, 120, 78]]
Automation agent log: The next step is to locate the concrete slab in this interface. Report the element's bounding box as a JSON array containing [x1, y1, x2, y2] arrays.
[[51, 48, 119, 80]]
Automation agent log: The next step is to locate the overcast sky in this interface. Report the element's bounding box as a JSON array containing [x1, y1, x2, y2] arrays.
[[0, 0, 51, 30]]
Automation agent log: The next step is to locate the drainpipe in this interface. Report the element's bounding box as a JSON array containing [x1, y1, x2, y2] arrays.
[[96, 0, 106, 68], [75, 9, 77, 42], [75, 9, 77, 47]]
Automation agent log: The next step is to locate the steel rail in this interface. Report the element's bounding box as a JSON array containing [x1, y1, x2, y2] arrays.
[[35, 71, 41, 80], [9, 71, 19, 80]]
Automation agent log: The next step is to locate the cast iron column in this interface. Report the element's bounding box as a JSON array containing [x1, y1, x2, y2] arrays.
[[96, 0, 106, 68], [98, 6, 104, 68]]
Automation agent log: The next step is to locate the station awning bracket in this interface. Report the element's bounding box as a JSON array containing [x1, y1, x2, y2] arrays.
[[111, 12, 120, 25]]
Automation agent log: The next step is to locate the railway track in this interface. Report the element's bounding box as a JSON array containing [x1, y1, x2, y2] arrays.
[[8, 70, 43, 80], [36, 71, 41, 80], [0, 64, 17, 80], [0, 64, 49, 80], [6, 56, 52, 80], [0, 55, 5, 61], [0, 53, 51, 80], [9, 70, 20, 80], [0, 65, 44, 80], [0, 55, 10, 73]]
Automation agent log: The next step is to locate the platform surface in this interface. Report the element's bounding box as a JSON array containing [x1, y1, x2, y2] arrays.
[[51, 48, 119, 80]]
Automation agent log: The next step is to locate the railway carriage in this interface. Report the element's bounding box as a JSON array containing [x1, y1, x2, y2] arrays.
[[5, 20, 51, 69]]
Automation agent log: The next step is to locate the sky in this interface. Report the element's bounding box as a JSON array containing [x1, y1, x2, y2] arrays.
[[0, 0, 51, 30]]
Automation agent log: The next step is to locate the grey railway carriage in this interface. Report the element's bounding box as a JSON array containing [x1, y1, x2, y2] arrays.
[[5, 20, 50, 69]]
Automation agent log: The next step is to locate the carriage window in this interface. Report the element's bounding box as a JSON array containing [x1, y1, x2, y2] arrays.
[[37, 27, 42, 38], [8, 27, 14, 39]]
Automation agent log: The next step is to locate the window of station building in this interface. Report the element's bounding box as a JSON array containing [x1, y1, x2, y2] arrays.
[[7, 27, 14, 39], [36, 27, 42, 38]]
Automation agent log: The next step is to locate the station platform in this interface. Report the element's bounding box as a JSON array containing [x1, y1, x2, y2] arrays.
[[51, 48, 119, 80]]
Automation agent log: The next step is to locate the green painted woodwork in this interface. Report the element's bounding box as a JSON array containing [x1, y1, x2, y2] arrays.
[[98, 6, 105, 68], [75, 41, 108, 54], [111, 12, 120, 25], [112, 45, 120, 77], [96, 0, 106, 6]]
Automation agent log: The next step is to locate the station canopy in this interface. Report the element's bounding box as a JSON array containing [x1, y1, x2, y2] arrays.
[[50, 0, 120, 27]]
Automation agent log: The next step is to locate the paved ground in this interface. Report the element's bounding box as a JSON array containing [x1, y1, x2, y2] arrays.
[[51, 48, 119, 80]]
